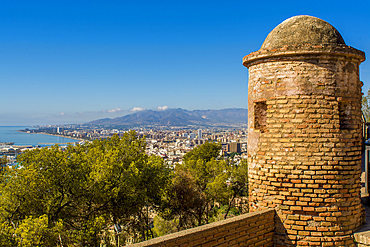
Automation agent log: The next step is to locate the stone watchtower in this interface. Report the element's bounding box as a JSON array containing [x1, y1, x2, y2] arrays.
[[243, 16, 365, 246]]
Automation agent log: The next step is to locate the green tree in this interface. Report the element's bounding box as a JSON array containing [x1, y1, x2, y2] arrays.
[[0, 155, 9, 185], [0, 155, 7, 169], [362, 88, 370, 122], [0, 144, 97, 246], [162, 142, 248, 231], [229, 152, 239, 159], [183, 141, 221, 163], [152, 215, 178, 237], [13, 215, 64, 247], [0, 131, 172, 246], [85, 133, 172, 243], [161, 169, 206, 230], [223, 159, 248, 218]]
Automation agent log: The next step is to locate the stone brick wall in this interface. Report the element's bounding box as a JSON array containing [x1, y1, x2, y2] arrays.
[[131, 209, 275, 247], [244, 48, 365, 246]]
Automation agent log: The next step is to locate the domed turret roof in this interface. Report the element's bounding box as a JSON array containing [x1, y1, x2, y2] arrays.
[[261, 15, 345, 49]]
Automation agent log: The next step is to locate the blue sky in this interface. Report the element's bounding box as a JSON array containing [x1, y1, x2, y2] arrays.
[[1, 0, 369, 126]]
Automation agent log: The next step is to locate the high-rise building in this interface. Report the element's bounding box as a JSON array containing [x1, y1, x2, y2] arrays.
[[198, 129, 202, 139], [189, 133, 196, 139], [229, 142, 241, 153]]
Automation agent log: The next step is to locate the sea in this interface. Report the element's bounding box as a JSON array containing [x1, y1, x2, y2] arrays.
[[0, 126, 79, 147]]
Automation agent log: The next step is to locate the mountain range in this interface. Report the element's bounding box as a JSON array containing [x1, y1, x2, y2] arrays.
[[88, 108, 247, 128]]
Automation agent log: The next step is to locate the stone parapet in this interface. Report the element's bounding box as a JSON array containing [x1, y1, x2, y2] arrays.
[[131, 209, 275, 247]]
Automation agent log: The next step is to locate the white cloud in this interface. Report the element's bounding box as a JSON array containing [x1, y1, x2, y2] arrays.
[[74, 108, 125, 114], [130, 107, 146, 112], [60, 112, 66, 115], [157, 105, 169, 111], [107, 108, 122, 113]]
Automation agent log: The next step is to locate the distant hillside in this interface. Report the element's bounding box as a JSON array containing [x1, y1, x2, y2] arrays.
[[88, 108, 247, 128]]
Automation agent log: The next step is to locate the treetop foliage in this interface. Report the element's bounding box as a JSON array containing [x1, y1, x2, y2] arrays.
[[0, 134, 248, 246], [158, 141, 248, 233], [182, 141, 221, 163], [362, 87, 370, 122], [0, 131, 171, 246]]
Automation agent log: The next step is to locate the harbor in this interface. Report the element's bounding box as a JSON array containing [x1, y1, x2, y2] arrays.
[[0, 126, 81, 165]]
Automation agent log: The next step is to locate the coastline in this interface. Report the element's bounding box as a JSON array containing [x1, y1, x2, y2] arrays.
[[16, 130, 85, 143]]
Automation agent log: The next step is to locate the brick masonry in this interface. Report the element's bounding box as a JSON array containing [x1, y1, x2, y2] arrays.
[[131, 209, 275, 247], [243, 16, 366, 247]]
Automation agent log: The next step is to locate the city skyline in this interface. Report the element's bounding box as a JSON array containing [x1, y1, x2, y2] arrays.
[[1, 0, 369, 126]]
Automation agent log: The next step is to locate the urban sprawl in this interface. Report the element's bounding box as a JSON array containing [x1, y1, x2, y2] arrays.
[[3, 126, 248, 166]]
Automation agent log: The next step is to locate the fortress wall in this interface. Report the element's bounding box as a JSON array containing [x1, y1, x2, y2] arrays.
[[131, 209, 275, 247]]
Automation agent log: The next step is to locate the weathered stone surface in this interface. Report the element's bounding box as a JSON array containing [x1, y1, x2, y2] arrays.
[[244, 15, 365, 246], [261, 15, 345, 49]]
